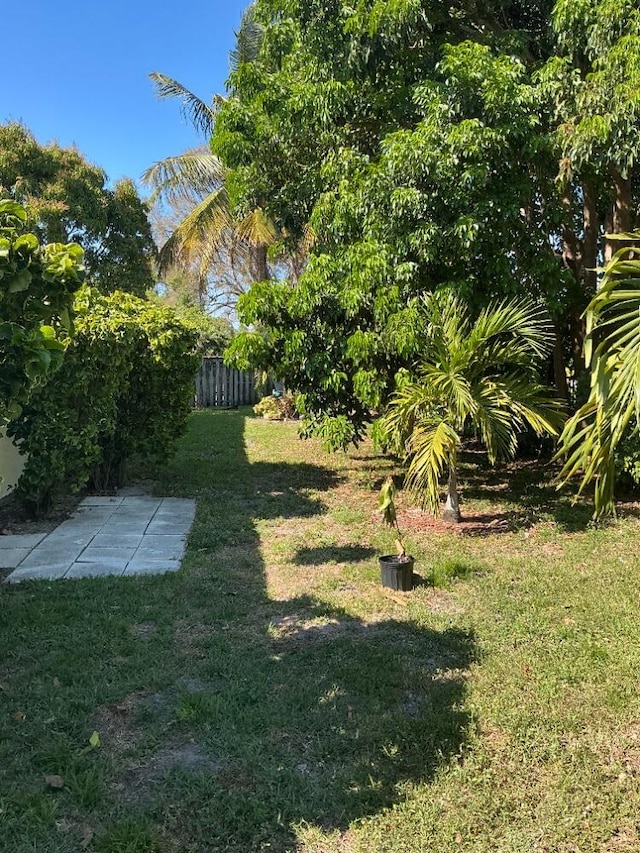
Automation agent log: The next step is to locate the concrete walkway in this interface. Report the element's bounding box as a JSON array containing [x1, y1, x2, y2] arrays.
[[1, 495, 196, 583]]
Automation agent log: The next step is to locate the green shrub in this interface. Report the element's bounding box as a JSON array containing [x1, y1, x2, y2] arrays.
[[9, 286, 202, 515], [253, 393, 298, 421], [0, 199, 84, 426]]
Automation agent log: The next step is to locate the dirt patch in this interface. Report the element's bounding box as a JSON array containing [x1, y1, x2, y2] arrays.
[[607, 724, 640, 776], [116, 741, 221, 805], [174, 619, 212, 659], [604, 827, 640, 851], [268, 615, 380, 649], [92, 692, 148, 753], [130, 621, 156, 639], [399, 508, 516, 537], [426, 589, 463, 614], [0, 492, 79, 535]]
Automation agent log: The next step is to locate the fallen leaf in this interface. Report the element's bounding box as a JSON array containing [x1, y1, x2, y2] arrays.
[[53, 677, 61, 688], [12, 711, 25, 722], [44, 774, 64, 789], [80, 827, 94, 848]]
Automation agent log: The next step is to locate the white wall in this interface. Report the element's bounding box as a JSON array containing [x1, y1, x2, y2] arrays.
[[0, 429, 26, 501]]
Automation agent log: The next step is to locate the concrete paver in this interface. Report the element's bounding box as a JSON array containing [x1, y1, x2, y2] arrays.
[[0, 532, 47, 549], [0, 548, 33, 569], [91, 533, 143, 549], [3, 495, 195, 583], [125, 559, 181, 576], [66, 560, 127, 578], [8, 563, 74, 582]]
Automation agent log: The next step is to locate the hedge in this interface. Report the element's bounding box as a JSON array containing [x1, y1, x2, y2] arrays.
[[9, 286, 202, 515]]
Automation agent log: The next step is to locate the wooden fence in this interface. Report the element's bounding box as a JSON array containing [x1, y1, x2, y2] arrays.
[[195, 356, 257, 408]]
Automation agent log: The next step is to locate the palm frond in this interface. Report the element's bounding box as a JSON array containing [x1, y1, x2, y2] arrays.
[[403, 419, 460, 515], [230, 4, 264, 71], [474, 375, 563, 464], [235, 208, 279, 247], [557, 233, 640, 519], [156, 187, 232, 274], [149, 72, 217, 137], [141, 149, 226, 206], [468, 299, 553, 364], [417, 364, 475, 428]]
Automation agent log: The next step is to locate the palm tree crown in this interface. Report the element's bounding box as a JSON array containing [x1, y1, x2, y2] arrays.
[[381, 291, 564, 518]]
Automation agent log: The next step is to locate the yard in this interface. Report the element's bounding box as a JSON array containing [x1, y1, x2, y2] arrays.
[[2, 409, 640, 852]]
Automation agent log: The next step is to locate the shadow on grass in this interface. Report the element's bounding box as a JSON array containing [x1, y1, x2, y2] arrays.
[[293, 544, 377, 566], [457, 448, 594, 533], [0, 410, 476, 853], [150, 411, 477, 852]]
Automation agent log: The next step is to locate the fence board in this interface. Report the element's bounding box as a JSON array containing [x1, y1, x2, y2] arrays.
[[195, 357, 257, 408]]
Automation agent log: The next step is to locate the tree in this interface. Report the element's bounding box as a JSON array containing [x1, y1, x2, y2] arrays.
[[226, 32, 563, 447], [222, 0, 640, 441], [143, 6, 287, 304], [0, 122, 156, 296], [536, 0, 640, 382], [0, 199, 84, 427], [378, 292, 564, 519], [557, 234, 640, 520]]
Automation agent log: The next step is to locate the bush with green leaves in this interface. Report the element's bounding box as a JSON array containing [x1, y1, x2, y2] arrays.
[[9, 286, 202, 515], [253, 393, 298, 421], [0, 199, 84, 426]]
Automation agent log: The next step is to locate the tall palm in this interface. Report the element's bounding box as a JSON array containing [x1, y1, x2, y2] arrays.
[[142, 5, 276, 288], [142, 140, 276, 284], [381, 292, 564, 520], [558, 234, 640, 519]]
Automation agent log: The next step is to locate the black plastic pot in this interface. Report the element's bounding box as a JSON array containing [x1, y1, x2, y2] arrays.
[[379, 555, 414, 591]]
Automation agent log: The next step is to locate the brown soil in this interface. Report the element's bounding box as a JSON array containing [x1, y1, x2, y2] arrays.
[[398, 507, 515, 537]]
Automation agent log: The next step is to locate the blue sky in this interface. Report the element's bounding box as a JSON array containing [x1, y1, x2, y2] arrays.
[[3, 1, 249, 189]]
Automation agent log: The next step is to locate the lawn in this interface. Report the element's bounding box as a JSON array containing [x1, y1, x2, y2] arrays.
[[2, 409, 640, 852]]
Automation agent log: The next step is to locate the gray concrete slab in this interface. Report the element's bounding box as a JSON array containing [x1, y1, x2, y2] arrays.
[[122, 496, 162, 508], [65, 561, 126, 578], [125, 559, 181, 576], [4, 495, 196, 582], [19, 544, 86, 568], [0, 548, 33, 568], [99, 521, 150, 535], [0, 532, 47, 549], [44, 531, 96, 548], [133, 535, 186, 561], [6, 562, 74, 582], [81, 496, 123, 506], [146, 519, 192, 535], [158, 497, 194, 511], [90, 533, 143, 549], [77, 546, 138, 563]]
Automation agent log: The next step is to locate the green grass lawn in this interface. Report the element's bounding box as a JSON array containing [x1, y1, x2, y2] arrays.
[[2, 409, 640, 852]]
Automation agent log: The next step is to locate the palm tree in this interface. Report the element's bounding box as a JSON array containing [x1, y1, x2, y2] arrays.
[[557, 234, 640, 519], [380, 291, 564, 520], [142, 5, 277, 293]]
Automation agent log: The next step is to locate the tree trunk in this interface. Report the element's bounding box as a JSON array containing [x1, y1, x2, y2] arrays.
[[604, 169, 633, 263], [251, 244, 269, 283], [582, 180, 598, 296], [441, 465, 461, 522], [553, 323, 570, 403]]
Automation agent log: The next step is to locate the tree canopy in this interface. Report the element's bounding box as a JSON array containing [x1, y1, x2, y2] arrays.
[[0, 122, 156, 297], [218, 0, 640, 452]]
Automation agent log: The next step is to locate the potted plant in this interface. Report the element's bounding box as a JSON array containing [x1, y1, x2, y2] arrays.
[[378, 476, 414, 591]]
